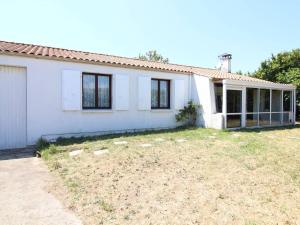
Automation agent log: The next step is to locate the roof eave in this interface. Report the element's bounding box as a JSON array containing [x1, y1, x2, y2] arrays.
[[0, 51, 193, 75]]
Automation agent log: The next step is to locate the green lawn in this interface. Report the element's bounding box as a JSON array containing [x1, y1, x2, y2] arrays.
[[40, 126, 300, 225]]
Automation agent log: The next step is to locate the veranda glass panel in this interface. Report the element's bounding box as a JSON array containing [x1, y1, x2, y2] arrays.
[[271, 90, 282, 112], [159, 80, 169, 108], [246, 88, 258, 113], [227, 115, 241, 128], [82, 75, 95, 108], [283, 91, 292, 112], [227, 90, 242, 113], [260, 89, 270, 112], [151, 80, 159, 108], [271, 113, 281, 125], [246, 114, 259, 127], [283, 113, 292, 124], [259, 113, 270, 126], [98, 76, 110, 108]]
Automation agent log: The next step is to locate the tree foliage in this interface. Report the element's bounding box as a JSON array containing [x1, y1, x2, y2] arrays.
[[138, 50, 169, 63], [235, 70, 243, 75], [235, 70, 251, 76], [252, 49, 300, 118]]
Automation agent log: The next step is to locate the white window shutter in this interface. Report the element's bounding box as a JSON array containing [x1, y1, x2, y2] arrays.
[[62, 70, 81, 111], [115, 74, 129, 110], [138, 76, 151, 110], [174, 79, 185, 110]]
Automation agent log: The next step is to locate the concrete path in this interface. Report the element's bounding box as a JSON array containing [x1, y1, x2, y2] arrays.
[[0, 149, 82, 225]]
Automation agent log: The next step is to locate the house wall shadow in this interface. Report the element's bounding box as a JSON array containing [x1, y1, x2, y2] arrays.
[[0, 148, 35, 161], [51, 126, 198, 147]]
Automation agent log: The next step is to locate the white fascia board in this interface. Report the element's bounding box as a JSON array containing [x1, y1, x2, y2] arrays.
[[193, 73, 211, 79], [194, 73, 295, 90], [222, 79, 296, 90]]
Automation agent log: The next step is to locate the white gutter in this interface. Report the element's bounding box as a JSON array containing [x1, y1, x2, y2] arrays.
[[188, 74, 192, 101]]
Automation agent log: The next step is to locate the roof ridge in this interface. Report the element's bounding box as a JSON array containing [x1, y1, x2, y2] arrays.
[[0, 40, 294, 86], [0, 40, 218, 72]]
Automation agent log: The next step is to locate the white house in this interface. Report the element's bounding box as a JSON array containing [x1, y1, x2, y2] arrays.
[[0, 41, 297, 150]]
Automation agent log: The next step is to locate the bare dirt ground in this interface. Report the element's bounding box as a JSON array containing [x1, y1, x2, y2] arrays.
[[42, 127, 300, 225], [0, 149, 82, 225]]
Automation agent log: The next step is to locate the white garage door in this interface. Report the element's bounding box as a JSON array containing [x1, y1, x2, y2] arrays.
[[0, 66, 27, 150]]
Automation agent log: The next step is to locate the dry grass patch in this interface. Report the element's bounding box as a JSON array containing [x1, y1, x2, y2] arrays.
[[40, 127, 300, 225]]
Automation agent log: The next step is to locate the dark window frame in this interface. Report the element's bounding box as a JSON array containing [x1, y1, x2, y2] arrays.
[[227, 89, 242, 113], [82, 72, 112, 110], [214, 83, 223, 113], [151, 78, 171, 109]]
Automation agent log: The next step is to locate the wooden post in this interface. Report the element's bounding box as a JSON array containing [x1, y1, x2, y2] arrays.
[[270, 89, 272, 125], [222, 81, 227, 129], [242, 86, 246, 127], [293, 89, 297, 125]]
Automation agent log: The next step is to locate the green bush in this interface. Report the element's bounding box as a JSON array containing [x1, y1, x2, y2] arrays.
[[175, 101, 200, 126], [36, 138, 50, 157], [36, 137, 49, 150], [36, 138, 59, 160]]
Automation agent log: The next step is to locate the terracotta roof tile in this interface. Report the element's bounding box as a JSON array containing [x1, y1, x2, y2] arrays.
[[0, 40, 293, 86]]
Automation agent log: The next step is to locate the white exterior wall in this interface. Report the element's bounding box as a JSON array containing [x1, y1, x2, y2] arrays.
[[0, 55, 190, 145], [191, 74, 218, 128]]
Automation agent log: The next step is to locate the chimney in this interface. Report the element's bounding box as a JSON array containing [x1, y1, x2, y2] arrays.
[[218, 53, 232, 73]]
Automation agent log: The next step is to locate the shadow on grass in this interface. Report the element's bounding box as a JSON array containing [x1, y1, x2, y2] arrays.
[[233, 124, 300, 133], [47, 126, 199, 147], [0, 148, 35, 161], [37, 124, 299, 154]]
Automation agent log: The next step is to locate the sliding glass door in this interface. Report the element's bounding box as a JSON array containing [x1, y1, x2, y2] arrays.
[[246, 88, 259, 127], [271, 90, 282, 125], [283, 91, 293, 124], [226, 90, 242, 128], [259, 89, 271, 126]]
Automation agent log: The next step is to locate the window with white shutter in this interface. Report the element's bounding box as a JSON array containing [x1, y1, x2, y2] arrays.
[[62, 70, 81, 111], [138, 76, 151, 110], [174, 79, 185, 110], [115, 74, 129, 110]]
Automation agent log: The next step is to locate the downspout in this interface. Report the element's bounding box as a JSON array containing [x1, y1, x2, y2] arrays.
[[188, 73, 192, 101], [209, 78, 216, 114]]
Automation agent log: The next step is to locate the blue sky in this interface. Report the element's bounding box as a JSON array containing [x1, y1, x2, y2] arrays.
[[1, 0, 299, 73]]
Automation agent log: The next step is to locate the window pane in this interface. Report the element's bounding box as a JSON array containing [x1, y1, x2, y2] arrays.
[[83, 75, 95, 108], [98, 76, 110, 108], [227, 115, 241, 128], [151, 80, 159, 108], [214, 84, 223, 113], [260, 89, 270, 112], [247, 88, 258, 113], [271, 113, 281, 126], [283, 91, 292, 112], [227, 90, 242, 113], [246, 114, 258, 127], [160, 81, 169, 108], [271, 90, 281, 112], [259, 113, 270, 126]]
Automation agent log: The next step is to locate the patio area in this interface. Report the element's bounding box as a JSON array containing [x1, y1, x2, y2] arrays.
[[213, 79, 296, 129]]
